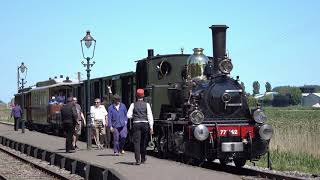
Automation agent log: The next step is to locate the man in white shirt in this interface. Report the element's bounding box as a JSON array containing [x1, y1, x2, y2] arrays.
[[127, 89, 154, 165], [90, 98, 108, 149]]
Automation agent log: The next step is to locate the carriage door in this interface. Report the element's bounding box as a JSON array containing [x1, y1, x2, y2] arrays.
[[93, 81, 101, 100], [26, 92, 32, 121]]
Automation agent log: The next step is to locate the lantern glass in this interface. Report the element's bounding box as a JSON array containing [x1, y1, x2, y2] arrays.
[[83, 31, 94, 48], [20, 62, 26, 73]]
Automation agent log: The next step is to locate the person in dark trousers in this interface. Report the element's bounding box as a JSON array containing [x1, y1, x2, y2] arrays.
[[11, 103, 23, 131], [108, 94, 128, 156], [61, 97, 78, 153], [127, 89, 154, 165]]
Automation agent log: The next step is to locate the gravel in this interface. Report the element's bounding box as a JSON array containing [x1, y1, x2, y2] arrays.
[[244, 164, 320, 180], [0, 144, 83, 180]]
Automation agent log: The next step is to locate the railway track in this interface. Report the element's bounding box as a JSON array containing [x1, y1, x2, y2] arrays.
[[201, 161, 314, 180], [150, 148, 318, 180], [0, 144, 81, 180]]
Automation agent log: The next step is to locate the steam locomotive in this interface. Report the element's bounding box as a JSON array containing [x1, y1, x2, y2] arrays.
[[14, 25, 273, 167]]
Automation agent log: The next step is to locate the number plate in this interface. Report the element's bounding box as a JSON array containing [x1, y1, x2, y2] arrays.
[[219, 128, 239, 136]]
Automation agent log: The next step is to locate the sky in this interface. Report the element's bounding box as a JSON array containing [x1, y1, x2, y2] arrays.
[[0, 0, 319, 103]]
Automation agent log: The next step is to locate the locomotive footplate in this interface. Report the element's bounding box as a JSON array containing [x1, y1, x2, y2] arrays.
[[221, 142, 244, 152]]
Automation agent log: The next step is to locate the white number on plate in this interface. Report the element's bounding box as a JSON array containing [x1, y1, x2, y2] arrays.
[[219, 129, 238, 135]]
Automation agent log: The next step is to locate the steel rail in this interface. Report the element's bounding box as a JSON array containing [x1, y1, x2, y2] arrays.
[[0, 173, 7, 180], [0, 145, 69, 180], [202, 161, 310, 180]]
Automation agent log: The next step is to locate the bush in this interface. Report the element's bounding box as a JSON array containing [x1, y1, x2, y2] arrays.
[[247, 96, 257, 108], [262, 95, 272, 106], [272, 94, 290, 107]]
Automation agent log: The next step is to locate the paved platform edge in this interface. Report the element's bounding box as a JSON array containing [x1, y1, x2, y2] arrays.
[[0, 135, 127, 180]]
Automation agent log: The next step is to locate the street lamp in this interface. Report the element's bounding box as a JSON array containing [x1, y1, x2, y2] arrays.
[[17, 62, 27, 133], [81, 30, 96, 149], [17, 62, 28, 90]]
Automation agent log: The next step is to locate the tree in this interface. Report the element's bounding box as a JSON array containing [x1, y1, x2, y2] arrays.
[[273, 86, 302, 105], [241, 82, 246, 93], [253, 81, 260, 95], [265, 82, 272, 92], [289, 87, 302, 105], [247, 96, 257, 107]]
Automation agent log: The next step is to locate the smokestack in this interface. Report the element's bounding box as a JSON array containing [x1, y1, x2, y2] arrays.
[[209, 25, 229, 72], [147, 49, 154, 58]]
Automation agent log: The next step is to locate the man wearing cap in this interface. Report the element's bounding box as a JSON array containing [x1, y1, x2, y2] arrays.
[[108, 94, 128, 156], [127, 89, 154, 165]]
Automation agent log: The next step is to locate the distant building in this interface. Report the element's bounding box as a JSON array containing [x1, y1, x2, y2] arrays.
[[254, 92, 279, 101], [301, 93, 320, 107]]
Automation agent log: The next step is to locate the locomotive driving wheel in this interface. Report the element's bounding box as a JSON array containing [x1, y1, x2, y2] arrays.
[[219, 157, 229, 165], [234, 158, 246, 167]]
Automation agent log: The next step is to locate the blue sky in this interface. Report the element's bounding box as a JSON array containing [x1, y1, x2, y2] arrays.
[[0, 0, 319, 103]]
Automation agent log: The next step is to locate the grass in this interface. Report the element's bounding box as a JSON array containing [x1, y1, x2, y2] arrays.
[[264, 107, 320, 158], [255, 150, 320, 175], [0, 104, 13, 123], [256, 107, 320, 174]]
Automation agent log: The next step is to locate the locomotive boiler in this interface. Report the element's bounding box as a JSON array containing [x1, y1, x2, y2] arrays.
[[137, 25, 274, 167]]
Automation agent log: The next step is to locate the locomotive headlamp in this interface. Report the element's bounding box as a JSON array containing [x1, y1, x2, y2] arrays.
[[194, 124, 209, 141], [259, 124, 274, 140], [253, 109, 267, 124], [218, 59, 233, 74], [190, 110, 204, 124]]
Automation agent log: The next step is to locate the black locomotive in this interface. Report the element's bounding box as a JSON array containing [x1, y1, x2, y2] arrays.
[[15, 24, 273, 167], [135, 25, 273, 166]]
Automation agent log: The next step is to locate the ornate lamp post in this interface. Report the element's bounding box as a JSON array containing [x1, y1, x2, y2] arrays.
[[81, 30, 96, 149], [17, 62, 27, 90], [17, 62, 27, 133]]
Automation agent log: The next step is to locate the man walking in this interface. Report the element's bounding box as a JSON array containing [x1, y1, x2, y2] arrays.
[[108, 94, 128, 156], [127, 89, 154, 165], [72, 97, 85, 149], [11, 103, 23, 131], [61, 97, 78, 153], [90, 98, 108, 149]]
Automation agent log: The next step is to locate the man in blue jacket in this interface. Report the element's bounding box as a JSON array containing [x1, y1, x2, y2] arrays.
[[11, 103, 23, 131], [108, 94, 128, 156]]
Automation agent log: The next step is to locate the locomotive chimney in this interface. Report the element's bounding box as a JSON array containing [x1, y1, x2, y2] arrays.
[[209, 25, 229, 72], [148, 49, 154, 58]]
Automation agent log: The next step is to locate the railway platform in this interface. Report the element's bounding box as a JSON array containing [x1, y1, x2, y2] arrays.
[[0, 124, 240, 180]]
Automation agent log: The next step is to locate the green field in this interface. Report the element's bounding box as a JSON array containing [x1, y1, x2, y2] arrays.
[[256, 107, 320, 174], [0, 104, 13, 123]]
